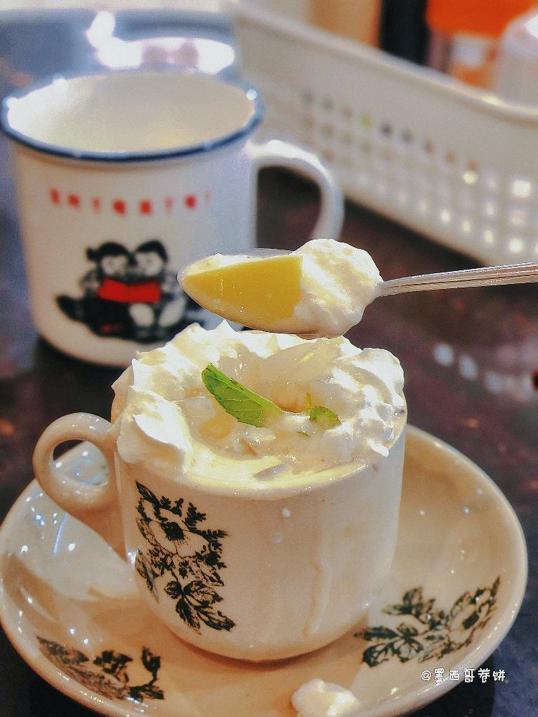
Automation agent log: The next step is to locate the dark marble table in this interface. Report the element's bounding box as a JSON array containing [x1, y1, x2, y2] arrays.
[[0, 167, 537, 716]]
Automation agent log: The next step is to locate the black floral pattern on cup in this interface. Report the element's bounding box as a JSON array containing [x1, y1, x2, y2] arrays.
[[134, 481, 235, 633], [360, 577, 500, 666], [37, 636, 164, 702]]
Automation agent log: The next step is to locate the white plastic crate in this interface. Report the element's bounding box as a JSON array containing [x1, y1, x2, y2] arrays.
[[234, 4, 538, 265]]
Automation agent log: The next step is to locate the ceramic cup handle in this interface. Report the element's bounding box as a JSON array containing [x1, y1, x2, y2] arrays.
[[32, 412, 125, 557], [249, 138, 344, 238]]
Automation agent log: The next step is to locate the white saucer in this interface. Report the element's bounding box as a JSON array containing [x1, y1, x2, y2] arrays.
[[0, 427, 527, 717]]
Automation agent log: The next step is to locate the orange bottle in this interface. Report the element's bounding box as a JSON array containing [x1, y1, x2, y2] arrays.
[[427, 0, 535, 86]]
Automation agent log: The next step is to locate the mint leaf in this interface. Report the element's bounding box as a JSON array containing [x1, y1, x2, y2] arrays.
[[201, 364, 341, 430], [309, 405, 341, 428], [201, 364, 282, 427]]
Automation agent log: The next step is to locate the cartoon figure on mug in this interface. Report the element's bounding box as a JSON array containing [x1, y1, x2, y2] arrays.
[[129, 240, 187, 340], [56, 239, 202, 343]]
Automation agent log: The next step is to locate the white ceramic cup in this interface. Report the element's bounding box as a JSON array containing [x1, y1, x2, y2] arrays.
[[32, 412, 405, 662], [1, 72, 343, 366]]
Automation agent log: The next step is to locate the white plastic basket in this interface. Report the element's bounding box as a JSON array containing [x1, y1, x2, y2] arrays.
[[234, 4, 538, 265]]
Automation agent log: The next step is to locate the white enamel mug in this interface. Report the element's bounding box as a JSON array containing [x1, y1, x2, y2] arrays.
[[1, 72, 343, 366], [32, 412, 405, 662]]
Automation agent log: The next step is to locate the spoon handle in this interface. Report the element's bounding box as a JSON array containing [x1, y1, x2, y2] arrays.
[[379, 261, 538, 296]]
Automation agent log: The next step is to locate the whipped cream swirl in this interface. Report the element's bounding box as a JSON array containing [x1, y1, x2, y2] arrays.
[[111, 322, 405, 492]]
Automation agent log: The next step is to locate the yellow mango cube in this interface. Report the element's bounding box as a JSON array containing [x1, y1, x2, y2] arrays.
[[182, 254, 303, 330]]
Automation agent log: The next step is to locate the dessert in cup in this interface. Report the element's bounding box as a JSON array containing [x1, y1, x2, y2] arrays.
[[32, 320, 406, 661], [12, 236, 526, 715]]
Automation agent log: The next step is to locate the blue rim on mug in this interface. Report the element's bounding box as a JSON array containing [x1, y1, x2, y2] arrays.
[[0, 70, 264, 164]]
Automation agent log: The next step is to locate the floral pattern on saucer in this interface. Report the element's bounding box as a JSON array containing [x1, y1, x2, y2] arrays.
[[361, 577, 500, 666], [37, 637, 164, 703]]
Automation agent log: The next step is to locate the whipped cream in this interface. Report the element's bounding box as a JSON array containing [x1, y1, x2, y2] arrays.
[[292, 679, 360, 717], [292, 238, 382, 336], [111, 322, 405, 495]]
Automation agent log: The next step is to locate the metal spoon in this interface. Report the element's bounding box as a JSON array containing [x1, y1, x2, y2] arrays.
[[378, 261, 538, 296], [183, 251, 538, 294], [181, 252, 538, 336]]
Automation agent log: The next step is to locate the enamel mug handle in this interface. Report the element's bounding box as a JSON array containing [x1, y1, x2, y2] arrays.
[[32, 412, 125, 557], [249, 138, 344, 239]]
